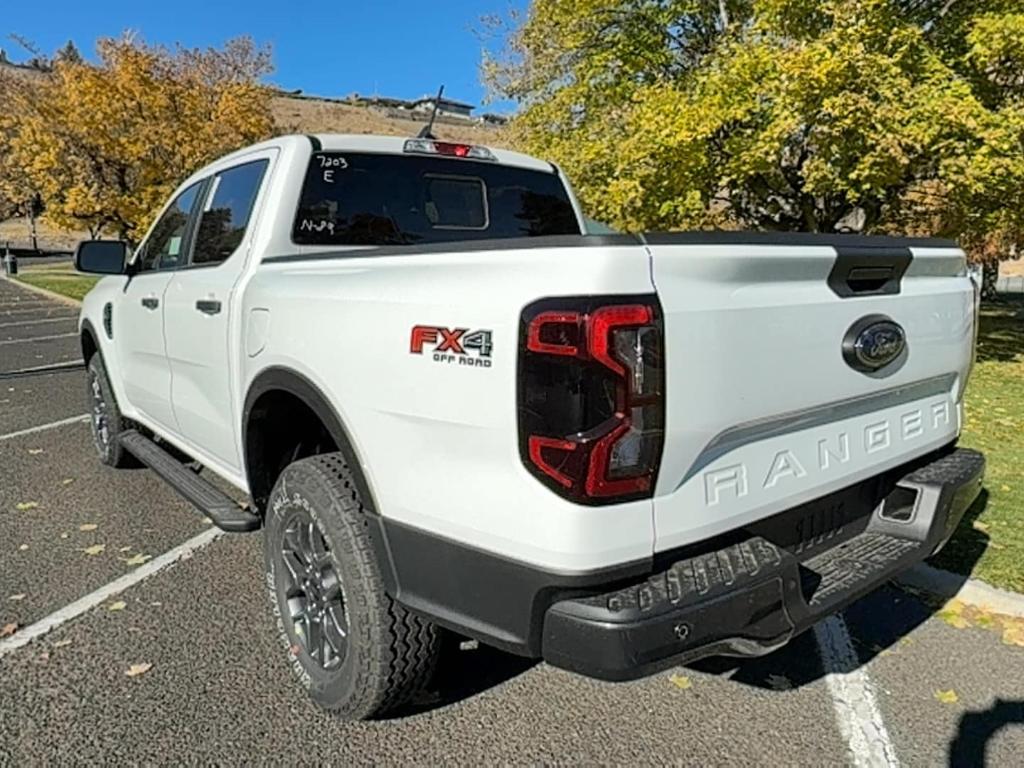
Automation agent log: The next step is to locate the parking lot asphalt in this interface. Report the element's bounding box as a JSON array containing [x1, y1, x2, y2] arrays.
[[1, 275, 1021, 766], [0, 372, 85, 436]]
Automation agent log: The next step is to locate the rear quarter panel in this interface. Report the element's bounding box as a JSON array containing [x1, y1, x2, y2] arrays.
[[242, 242, 657, 571]]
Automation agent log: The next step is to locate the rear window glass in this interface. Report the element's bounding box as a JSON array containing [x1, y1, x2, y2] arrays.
[[292, 152, 580, 246]]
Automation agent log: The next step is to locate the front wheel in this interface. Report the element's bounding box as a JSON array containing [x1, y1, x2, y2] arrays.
[[86, 355, 136, 468], [263, 452, 440, 719]]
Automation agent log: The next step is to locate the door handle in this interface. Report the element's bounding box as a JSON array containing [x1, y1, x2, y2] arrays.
[[196, 299, 222, 315], [141, 297, 159, 310]]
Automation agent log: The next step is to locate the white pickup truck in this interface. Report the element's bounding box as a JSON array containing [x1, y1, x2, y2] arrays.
[[75, 134, 984, 719]]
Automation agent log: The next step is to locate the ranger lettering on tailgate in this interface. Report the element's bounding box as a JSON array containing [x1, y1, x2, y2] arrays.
[[703, 399, 952, 507]]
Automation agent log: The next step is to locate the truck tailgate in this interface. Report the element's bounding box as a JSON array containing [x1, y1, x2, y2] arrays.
[[647, 234, 975, 553]]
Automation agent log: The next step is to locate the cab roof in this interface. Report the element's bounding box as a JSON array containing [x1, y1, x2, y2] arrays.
[[211, 133, 555, 175]]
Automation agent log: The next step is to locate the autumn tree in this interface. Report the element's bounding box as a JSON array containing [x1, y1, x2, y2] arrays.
[[1, 36, 275, 244], [910, 4, 1024, 296], [0, 64, 47, 247], [487, 0, 1024, 284]]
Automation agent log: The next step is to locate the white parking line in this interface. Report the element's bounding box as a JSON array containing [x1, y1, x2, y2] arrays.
[[0, 317, 77, 329], [0, 333, 78, 345], [0, 414, 89, 442], [815, 616, 899, 768], [0, 527, 225, 658]]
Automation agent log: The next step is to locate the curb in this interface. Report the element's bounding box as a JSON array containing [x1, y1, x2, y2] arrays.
[[895, 563, 1024, 618], [2, 274, 84, 307]]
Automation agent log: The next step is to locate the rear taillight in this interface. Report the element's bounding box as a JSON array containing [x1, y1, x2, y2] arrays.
[[518, 296, 665, 504]]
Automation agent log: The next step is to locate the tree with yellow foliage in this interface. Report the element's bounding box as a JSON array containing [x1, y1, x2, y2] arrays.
[[487, 1, 1024, 295], [1, 36, 275, 244]]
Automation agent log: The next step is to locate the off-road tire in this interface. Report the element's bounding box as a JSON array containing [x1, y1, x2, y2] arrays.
[[86, 354, 136, 468], [263, 452, 440, 719]]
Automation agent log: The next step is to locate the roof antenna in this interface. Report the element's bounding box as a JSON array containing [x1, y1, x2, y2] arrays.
[[417, 84, 445, 139]]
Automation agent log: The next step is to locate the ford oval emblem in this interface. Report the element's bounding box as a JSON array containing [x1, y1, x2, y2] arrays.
[[843, 315, 906, 374]]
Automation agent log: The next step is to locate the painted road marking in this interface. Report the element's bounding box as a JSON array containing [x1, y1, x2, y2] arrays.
[[0, 333, 78, 346], [0, 414, 89, 442], [815, 615, 899, 768], [0, 527, 225, 658]]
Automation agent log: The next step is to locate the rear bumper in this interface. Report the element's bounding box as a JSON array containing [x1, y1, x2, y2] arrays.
[[541, 447, 984, 680]]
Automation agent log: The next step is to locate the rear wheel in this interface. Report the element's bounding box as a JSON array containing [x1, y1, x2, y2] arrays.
[[86, 355, 136, 468], [263, 452, 440, 719]]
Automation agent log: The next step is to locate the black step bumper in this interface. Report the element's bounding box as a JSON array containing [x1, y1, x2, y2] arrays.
[[541, 448, 984, 681]]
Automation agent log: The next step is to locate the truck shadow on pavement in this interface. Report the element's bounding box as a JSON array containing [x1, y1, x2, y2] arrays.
[[949, 699, 1024, 768], [396, 637, 538, 718]]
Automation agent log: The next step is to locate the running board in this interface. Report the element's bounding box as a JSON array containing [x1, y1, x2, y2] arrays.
[[119, 430, 261, 532]]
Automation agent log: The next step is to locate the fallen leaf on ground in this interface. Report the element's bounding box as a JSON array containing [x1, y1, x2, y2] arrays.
[[107, 601, 127, 612], [17, 544, 28, 551], [123, 553, 151, 566], [935, 689, 959, 705], [78, 523, 98, 532], [28, 448, 43, 455], [937, 601, 970, 630], [53, 639, 72, 648], [59, 533, 69, 539], [125, 663, 152, 677], [8, 594, 26, 601], [668, 673, 692, 690], [1000, 485, 1011, 492], [118, 546, 132, 553], [61, 478, 74, 485], [1002, 621, 1024, 648], [972, 520, 989, 533], [15, 502, 38, 511], [0, 623, 17, 638], [82, 544, 105, 556], [36, 652, 50, 662]]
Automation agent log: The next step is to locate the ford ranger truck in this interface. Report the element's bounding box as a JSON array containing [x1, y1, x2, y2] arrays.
[[73, 134, 985, 719]]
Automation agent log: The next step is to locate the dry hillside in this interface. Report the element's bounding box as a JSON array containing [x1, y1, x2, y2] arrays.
[[1, 64, 510, 251], [272, 95, 507, 146]]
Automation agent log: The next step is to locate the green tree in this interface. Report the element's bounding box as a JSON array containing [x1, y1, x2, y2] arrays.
[[488, 0, 1024, 289], [53, 40, 83, 65]]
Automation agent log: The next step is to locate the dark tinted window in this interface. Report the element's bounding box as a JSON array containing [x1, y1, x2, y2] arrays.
[[138, 182, 202, 271], [292, 153, 580, 246], [193, 160, 268, 265]]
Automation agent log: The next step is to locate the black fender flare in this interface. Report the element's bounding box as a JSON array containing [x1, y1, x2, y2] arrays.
[[80, 318, 100, 362], [242, 366, 378, 514], [242, 367, 399, 592]]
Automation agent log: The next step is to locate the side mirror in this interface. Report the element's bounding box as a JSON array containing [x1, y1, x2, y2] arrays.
[[74, 240, 130, 275]]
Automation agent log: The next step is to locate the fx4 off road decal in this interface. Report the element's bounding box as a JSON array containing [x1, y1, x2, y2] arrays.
[[410, 326, 493, 368]]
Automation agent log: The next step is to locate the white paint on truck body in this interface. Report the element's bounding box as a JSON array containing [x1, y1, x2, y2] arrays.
[[649, 242, 972, 552], [78, 133, 976, 573]]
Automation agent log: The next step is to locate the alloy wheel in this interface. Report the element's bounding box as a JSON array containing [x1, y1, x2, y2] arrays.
[[278, 511, 349, 670]]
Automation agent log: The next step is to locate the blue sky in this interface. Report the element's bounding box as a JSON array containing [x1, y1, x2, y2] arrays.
[[3, 0, 523, 112]]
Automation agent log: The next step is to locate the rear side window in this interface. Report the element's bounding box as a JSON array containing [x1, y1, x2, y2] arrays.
[[138, 182, 203, 271], [193, 160, 268, 266], [292, 153, 580, 246]]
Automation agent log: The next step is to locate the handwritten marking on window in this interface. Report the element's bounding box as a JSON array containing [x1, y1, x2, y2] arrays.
[[299, 219, 335, 235]]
